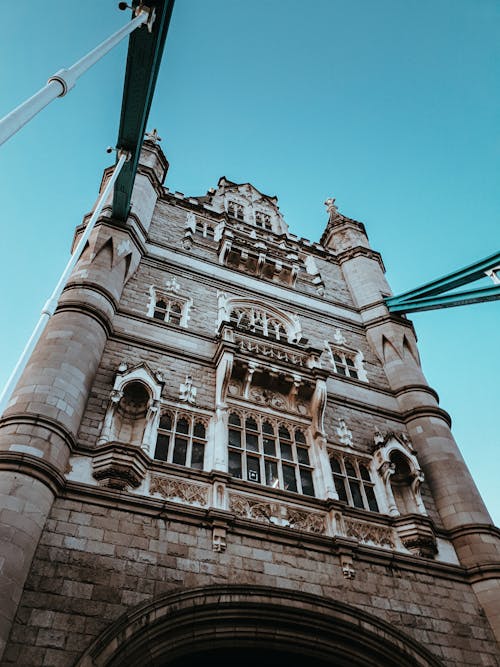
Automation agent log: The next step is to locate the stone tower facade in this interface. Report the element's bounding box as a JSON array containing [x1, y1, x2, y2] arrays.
[[0, 136, 499, 666]]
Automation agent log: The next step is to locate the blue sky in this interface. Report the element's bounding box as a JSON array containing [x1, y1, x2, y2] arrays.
[[0, 1, 498, 524]]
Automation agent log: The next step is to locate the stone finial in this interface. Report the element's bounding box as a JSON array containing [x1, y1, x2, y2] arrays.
[[145, 128, 162, 144], [325, 197, 340, 223]]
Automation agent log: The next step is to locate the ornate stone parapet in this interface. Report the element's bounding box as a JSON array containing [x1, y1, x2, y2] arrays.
[[149, 474, 210, 507], [228, 491, 327, 535]]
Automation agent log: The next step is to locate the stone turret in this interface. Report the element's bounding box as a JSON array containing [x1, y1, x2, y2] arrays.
[[321, 199, 500, 643], [0, 136, 168, 660]]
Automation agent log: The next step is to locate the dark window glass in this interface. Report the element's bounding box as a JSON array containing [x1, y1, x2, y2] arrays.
[[229, 413, 241, 426], [193, 421, 205, 438], [159, 414, 172, 430], [295, 430, 306, 444], [177, 418, 189, 434], [330, 457, 342, 474], [229, 451, 242, 479], [365, 485, 379, 512], [279, 426, 291, 440], [300, 469, 315, 497], [246, 417, 258, 431], [172, 437, 188, 465], [247, 456, 260, 482], [262, 421, 274, 435], [191, 442, 205, 470], [280, 442, 293, 461], [359, 464, 371, 482], [349, 480, 364, 508], [245, 433, 259, 452], [333, 476, 348, 502], [297, 447, 310, 465], [263, 437, 276, 456], [170, 303, 182, 325], [228, 429, 241, 448], [345, 460, 357, 477], [282, 465, 297, 492], [265, 460, 279, 487], [154, 434, 169, 461]]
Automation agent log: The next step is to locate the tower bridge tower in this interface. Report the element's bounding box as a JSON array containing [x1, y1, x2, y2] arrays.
[[0, 137, 499, 665]]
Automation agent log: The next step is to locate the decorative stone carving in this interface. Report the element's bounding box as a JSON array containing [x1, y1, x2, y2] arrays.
[[340, 553, 355, 580], [343, 517, 396, 549], [92, 442, 148, 490], [179, 375, 197, 404], [98, 363, 164, 454], [332, 328, 347, 346], [287, 508, 325, 534], [373, 433, 427, 517], [150, 475, 209, 506], [336, 419, 353, 446], [229, 493, 326, 535], [212, 525, 227, 552], [164, 276, 181, 293], [394, 515, 438, 559]]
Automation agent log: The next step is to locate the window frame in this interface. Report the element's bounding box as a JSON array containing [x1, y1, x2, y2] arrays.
[[227, 410, 315, 497], [330, 453, 379, 512], [154, 409, 208, 471], [227, 200, 245, 221], [229, 306, 289, 341]]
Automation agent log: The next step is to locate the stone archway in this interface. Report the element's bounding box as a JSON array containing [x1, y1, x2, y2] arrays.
[[76, 585, 443, 667]]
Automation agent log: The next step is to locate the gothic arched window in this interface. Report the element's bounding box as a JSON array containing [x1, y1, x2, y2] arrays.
[[228, 412, 314, 496], [154, 410, 207, 470], [330, 455, 379, 512], [229, 306, 290, 342]]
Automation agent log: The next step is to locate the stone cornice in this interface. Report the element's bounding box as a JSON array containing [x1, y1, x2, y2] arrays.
[[336, 246, 386, 273], [402, 404, 452, 428], [55, 297, 114, 337], [0, 413, 76, 452], [0, 451, 67, 495], [394, 384, 440, 403]]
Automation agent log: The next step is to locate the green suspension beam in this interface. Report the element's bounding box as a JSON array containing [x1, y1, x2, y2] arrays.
[[385, 251, 500, 314], [112, 0, 175, 222]]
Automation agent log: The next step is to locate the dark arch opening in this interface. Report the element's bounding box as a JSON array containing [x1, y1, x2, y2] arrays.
[[76, 585, 443, 667]]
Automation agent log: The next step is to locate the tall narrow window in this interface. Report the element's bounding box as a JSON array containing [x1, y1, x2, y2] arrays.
[[195, 219, 215, 239], [153, 298, 184, 325], [228, 200, 244, 220], [228, 412, 314, 496], [154, 411, 207, 470], [330, 455, 379, 512], [332, 352, 358, 379], [229, 306, 290, 342], [255, 211, 272, 230]]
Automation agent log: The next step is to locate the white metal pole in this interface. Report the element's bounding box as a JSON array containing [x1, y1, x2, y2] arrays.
[[0, 150, 129, 416], [0, 9, 151, 147]]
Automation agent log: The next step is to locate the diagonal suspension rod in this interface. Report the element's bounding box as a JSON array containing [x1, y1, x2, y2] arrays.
[[0, 150, 130, 416], [0, 5, 155, 147]]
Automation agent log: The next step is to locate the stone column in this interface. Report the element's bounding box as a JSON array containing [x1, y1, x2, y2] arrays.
[[322, 206, 500, 643], [0, 138, 168, 659]]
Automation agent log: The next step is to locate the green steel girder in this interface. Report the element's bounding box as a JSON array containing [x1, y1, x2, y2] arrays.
[[386, 251, 500, 314], [112, 0, 175, 222]]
